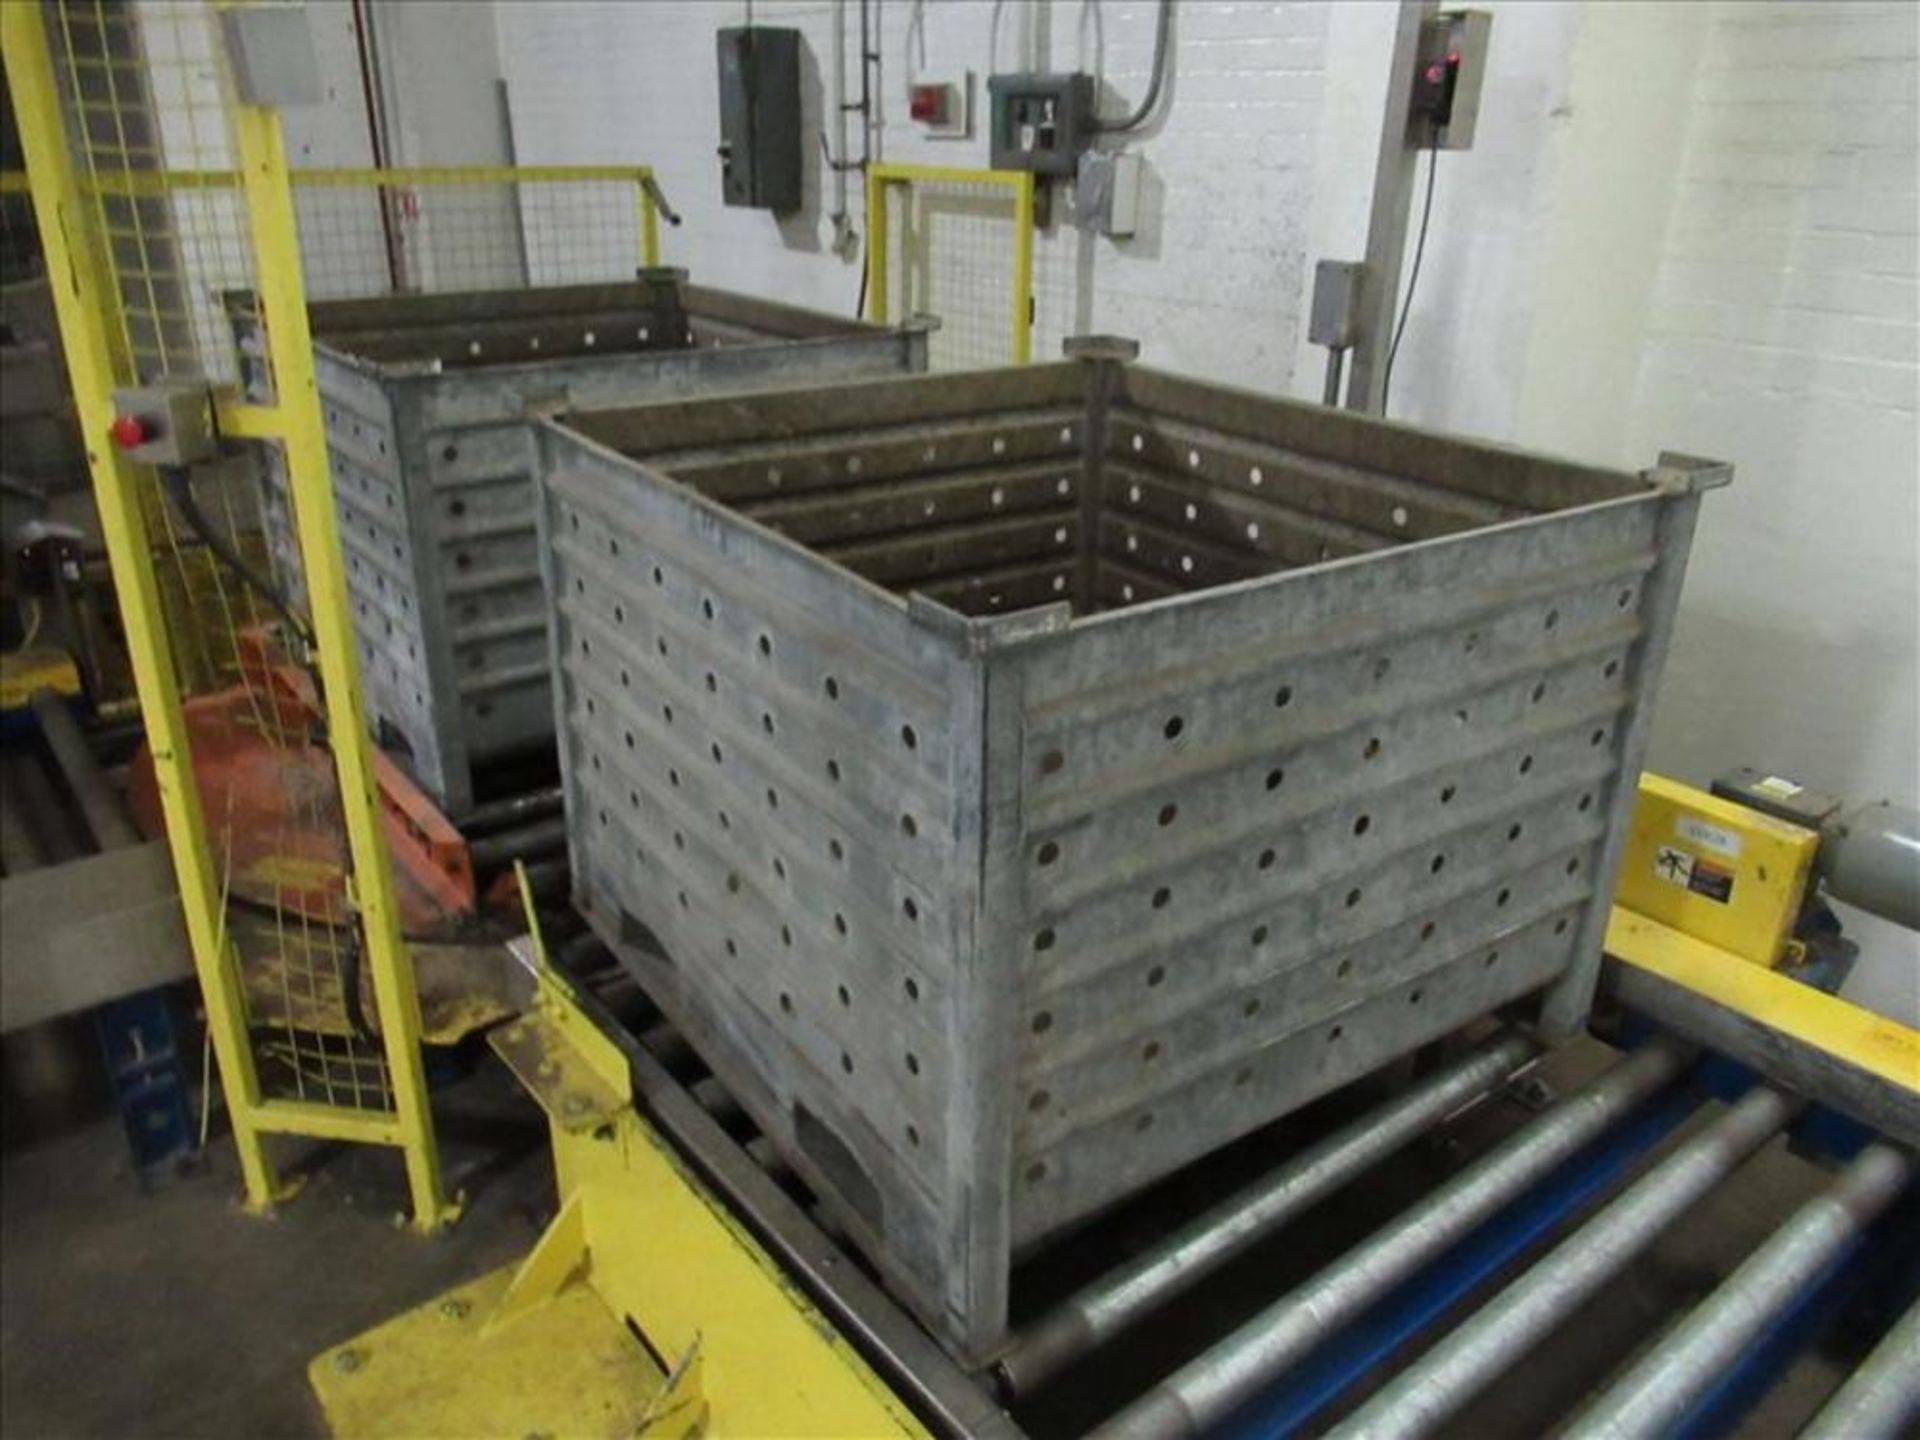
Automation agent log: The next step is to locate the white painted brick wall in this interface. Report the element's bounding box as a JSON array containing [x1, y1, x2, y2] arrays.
[[1626, 0, 1919, 1021], [494, 0, 1332, 389]]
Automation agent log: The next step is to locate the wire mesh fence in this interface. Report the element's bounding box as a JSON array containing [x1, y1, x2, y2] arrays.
[[45, 0, 396, 1115], [869, 165, 1033, 370], [292, 167, 657, 301]]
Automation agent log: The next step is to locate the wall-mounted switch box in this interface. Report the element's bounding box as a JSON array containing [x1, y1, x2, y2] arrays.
[[1308, 260, 1363, 349], [1407, 9, 1492, 150], [1074, 151, 1142, 238], [717, 27, 803, 212], [109, 384, 216, 467], [987, 72, 1096, 175], [909, 72, 973, 139]]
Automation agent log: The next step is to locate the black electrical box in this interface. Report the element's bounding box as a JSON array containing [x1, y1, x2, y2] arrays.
[[716, 27, 802, 212], [987, 72, 1096, 176]]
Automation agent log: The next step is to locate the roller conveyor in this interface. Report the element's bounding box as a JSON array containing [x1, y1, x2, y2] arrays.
[[532, 924, 1917, 1440]]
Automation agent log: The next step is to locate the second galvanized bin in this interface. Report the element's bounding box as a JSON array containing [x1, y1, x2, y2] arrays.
[[534, 348, 1725, 1361], [249, 275, 926, 814]]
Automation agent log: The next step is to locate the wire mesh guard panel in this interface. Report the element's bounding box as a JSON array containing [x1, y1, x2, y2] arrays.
[[540, 360, 1715, 1361], [885, 177, 1022, 370], [241, 280, 927, 816], [292, 176, 647, 301], [46, 1, 401, 1111]]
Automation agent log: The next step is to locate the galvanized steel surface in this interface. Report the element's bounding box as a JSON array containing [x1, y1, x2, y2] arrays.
[[1087, 1039, 1690, 1438], [1331, 1084, 1796, 1440], [254, 279, 926, 814], [1563, 1142, 1914, 1440], [537, 354, 1720, 1360], [993, 1031, 1539, 1398], [1799, 1290, 1920, 1440]]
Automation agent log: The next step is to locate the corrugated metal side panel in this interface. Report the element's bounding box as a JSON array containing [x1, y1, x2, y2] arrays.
[[999, 493, 1671, 1244], [538, 422, 996, 1352], [302, 328, 929, 814]]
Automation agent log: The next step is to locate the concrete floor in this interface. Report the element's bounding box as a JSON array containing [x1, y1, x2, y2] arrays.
[[1, 1056, 554, 1438], [0, 1036, 1902, 1438]]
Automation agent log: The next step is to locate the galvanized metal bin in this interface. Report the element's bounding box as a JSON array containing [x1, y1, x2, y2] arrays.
[[248, 275, 927, 815], [533, 349, 1726, 1361]]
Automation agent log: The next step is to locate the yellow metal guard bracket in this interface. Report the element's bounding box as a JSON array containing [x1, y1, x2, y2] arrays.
[[312, 874, 925, 1435]]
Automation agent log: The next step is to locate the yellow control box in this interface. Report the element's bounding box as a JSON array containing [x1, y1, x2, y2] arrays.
[[1614, 773, 1821, 969]]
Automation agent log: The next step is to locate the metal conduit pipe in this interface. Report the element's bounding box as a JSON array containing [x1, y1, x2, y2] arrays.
[[1564, 1142, 1914, 1440], [1799, 1292, 1920, 1440], [1333, 1085, 1797, 1440], [994, 1033, 1540, 1398], [1085, 1039, 1692, 1440], [28, 687, 139, 850]]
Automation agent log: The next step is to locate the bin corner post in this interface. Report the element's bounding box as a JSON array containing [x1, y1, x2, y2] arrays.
[[1540, 483, 1710, 1038], [1, 0, 288, 1213], [227, 99, 459, 1234]]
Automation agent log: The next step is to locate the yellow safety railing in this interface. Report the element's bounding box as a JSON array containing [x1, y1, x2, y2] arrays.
[[2, 2, 461, 1227], [866, 162, 1034, 368]]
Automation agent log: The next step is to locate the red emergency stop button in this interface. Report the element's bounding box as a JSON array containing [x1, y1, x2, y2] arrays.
[[910, 84, 947, 124], [109, 413, 152, 450]]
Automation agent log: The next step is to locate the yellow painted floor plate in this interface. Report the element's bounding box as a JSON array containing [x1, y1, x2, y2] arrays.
[[309, 1264, 666, 1438]]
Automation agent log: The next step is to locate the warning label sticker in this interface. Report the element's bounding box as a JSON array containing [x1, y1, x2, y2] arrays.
[[1654, 845, 1735, 904]]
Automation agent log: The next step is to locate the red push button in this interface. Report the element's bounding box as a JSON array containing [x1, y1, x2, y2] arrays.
[[109, 414, 152, 450], [910, 84, 947, 124]]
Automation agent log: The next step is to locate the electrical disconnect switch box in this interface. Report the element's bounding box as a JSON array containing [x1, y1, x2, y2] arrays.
[[987, 72, 1096, 175], [716, 27, 802, 212]]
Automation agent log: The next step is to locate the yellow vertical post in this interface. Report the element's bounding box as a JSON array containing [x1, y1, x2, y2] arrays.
[[1, 1, 286, 1210], [866, 167, 889, 325], [1011, 173, 1034, 365], [227, 101, 457, 1232], [638, 171, 660, 268]]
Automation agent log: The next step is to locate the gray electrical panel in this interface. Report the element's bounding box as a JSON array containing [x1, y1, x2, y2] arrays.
[[716, 27, 803, 212], [987, 72, 1096, 175]]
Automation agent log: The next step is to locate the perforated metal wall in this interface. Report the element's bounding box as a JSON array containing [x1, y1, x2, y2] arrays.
[[538, 357, 1722, 1361], [248, 279, 927, 813]]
